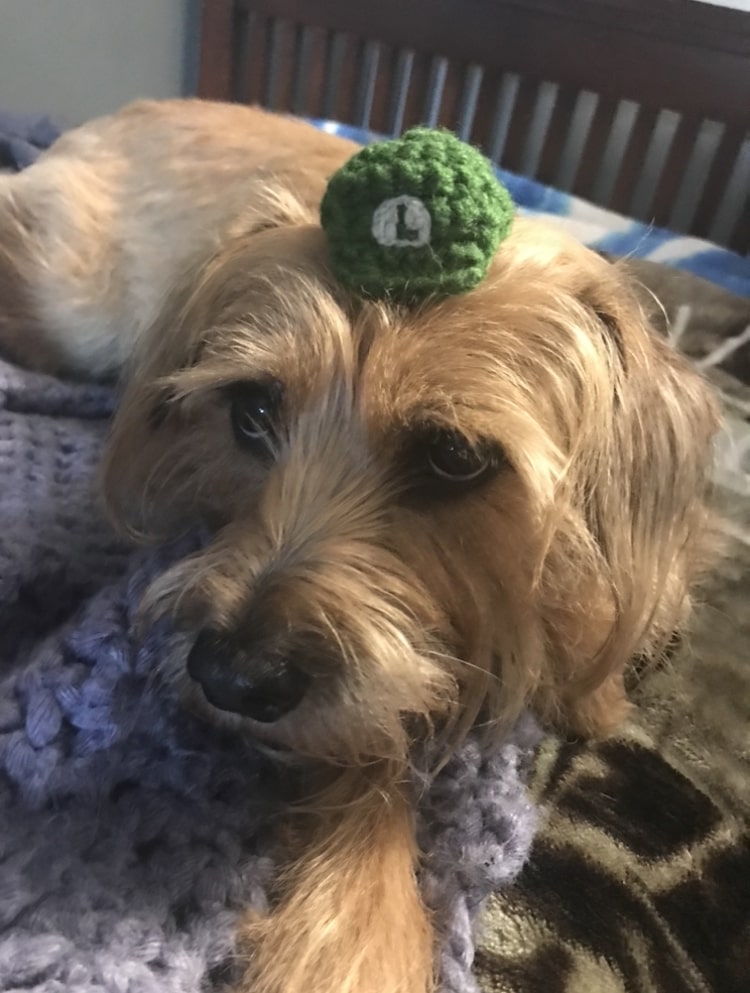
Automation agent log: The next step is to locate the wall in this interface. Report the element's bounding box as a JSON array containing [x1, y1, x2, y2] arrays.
[[0, 0, 200, 126]]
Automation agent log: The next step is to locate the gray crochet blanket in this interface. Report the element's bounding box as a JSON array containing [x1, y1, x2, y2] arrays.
[[0, 358, 539, 993]]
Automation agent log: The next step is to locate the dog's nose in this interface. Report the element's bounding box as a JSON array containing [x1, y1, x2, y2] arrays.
[[187, 629, 310, 722]]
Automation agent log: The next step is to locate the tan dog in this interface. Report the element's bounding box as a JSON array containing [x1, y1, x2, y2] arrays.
[[0, 99, 720, 993]]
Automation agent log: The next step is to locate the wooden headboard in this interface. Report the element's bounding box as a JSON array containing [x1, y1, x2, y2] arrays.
[[197, 0, 749, 255]]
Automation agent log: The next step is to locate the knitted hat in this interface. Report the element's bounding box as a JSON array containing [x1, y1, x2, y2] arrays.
[[320, 128, 514, 302]]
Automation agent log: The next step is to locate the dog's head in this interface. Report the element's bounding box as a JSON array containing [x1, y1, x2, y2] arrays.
[[103, 194, 719, 765]]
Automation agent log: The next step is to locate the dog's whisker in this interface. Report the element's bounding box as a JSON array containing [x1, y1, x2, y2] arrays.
[[423, 646, 504, 689]]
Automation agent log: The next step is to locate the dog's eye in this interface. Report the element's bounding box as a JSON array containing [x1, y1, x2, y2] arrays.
[[227, 380, 282, 457], [425, 429, 496, 483]]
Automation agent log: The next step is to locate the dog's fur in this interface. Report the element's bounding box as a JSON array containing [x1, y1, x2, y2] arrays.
[[0, 99, 720, 993]]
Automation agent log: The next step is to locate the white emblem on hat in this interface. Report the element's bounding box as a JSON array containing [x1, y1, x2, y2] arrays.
[[371, 195, 432, 247]]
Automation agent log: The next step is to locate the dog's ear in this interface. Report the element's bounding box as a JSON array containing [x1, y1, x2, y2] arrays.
[[556, 269, 720, 735]]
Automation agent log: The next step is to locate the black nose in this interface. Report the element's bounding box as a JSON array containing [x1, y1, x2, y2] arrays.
[[187, 630, 310, 722]]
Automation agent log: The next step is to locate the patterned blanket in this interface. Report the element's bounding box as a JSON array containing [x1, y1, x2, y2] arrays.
[[476, 484, 750, 993]]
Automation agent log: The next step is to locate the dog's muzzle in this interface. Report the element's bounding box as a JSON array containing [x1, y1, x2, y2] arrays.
[[187, 629, 310, 722]]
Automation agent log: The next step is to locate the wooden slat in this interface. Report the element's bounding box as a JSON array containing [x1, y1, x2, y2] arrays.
[[498, 75, 543, 174], [291, 24, 313, 115], [627, 108, 681, 221], [590, 99, 641, 207], [337, 34, 365, 125], [608, 105, 660, 218], [422, 56, 449, 128], [730, 201, 750, 256], [198, 0, 235, 100], [436, 60, 466, 134], [321, 31, 346, 120], [534, 84, 581, 188], [386, 49, 415, 135], [519, 80, 560, 180], [554, 89, 599, 191], [650, 114, 705, 232], [303, 27, 331, 119], [363, 43, 399, 135], [240, 10, 271, 105], [667, 120, 725, 236], [264, 18, 297, 110], [570, 94, 622, 203], [399, 51, 434, 132], [455, 65, 483, 142], [709, 138, 750, 248], [487, 73, 521, 165], [354, 41, 381, 129], [692, 128, 747, 243]]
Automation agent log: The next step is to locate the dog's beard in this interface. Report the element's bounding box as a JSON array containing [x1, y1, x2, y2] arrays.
[[140, 542, 456, 764]]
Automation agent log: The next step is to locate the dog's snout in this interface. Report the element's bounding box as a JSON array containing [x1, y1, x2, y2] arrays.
[[187, 629, 310, 722]]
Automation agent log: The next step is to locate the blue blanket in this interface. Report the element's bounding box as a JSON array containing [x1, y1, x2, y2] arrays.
[[0, 110, 62, 170]]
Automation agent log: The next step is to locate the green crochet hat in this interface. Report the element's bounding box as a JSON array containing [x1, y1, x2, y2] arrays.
[[320, 128, 514, 302]]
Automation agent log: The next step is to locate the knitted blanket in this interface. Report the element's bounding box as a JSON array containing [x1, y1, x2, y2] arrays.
[[0, 357, 539, 993], [0, 110, 61, 170]]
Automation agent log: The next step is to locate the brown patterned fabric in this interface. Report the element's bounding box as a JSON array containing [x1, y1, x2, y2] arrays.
[[476, 262, 750, 993]]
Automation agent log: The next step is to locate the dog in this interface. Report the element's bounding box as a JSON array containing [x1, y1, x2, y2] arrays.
[[0, 99, 720, 993]]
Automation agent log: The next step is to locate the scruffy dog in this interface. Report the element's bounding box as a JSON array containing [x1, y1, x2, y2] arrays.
[[0, 100, 720, 993]]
